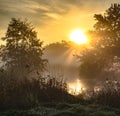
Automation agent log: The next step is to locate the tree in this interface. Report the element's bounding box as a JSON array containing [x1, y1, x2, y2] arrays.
[[78, 4, 120, 87], [1, 18, 47, 79], [78, 47, 109, 88], [93, 3, 120, 72], [94, 3, 120, 57]]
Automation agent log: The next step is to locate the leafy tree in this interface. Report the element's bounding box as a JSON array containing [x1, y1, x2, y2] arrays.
[[78, 49, 106, 79], [94, 3, 120, 57], [1, 18, 47, 79], [78, 4, 120, 86]]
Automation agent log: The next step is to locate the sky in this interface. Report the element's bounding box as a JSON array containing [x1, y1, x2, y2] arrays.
[[0, 0, 120, 45]]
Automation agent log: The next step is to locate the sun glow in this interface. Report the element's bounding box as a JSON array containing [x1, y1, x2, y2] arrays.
[[68, 79, 84, 95], [70, 30, 87, 44]]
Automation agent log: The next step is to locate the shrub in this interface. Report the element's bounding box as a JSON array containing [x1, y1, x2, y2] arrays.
[[94, 79, 120, 108]]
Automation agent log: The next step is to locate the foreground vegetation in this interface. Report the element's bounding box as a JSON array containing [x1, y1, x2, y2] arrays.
[[0, 103, 119, 116]]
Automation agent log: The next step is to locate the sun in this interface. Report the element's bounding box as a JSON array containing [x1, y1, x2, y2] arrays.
[[70, 30, 87, 44]]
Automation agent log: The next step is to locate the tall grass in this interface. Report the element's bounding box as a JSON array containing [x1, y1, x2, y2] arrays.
[[0, 68, 73, 109], [93, 79, 120, 108]]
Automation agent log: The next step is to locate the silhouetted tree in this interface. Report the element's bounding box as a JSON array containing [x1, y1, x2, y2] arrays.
[[78, 4, 120, 87], [94, 3, 120, 57], [0, 18, 47, 79], [78, 49, 106, 79]]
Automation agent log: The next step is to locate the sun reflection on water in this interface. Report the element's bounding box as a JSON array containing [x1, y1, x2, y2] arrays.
[[68, 79, 84, 95]]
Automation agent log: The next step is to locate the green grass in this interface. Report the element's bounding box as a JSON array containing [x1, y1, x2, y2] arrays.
[[0, 103, 119, 116]]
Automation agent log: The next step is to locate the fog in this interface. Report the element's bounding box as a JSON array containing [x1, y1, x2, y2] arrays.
[[43, 42, 79, 82]]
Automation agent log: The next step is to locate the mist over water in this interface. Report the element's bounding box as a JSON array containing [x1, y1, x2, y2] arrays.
[[43, 42, 110, 90], [43, 42, 79, 82]]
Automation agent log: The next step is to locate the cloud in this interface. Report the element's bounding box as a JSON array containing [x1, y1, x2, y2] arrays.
[[0, 0, 120, 24], [0, 0, 120, 37]]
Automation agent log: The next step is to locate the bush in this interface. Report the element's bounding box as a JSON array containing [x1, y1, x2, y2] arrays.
[[94, 79, 120, 108], [0, 68, 72, 109]]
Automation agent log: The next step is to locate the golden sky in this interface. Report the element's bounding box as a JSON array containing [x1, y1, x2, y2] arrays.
[[0, 0, 120, 45]]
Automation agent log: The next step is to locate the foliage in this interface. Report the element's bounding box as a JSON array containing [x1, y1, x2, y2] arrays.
[[78, 48, 107, 79], [0, 103, 119, 116], [0, 68, 70, 109], [0, 18, 73, 109], [94, 79, 120, 108], [94, 4, 120, 57], [78, 3, 120, 85], [0, 18, 47, 79], [44, 40, 71, 58]]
